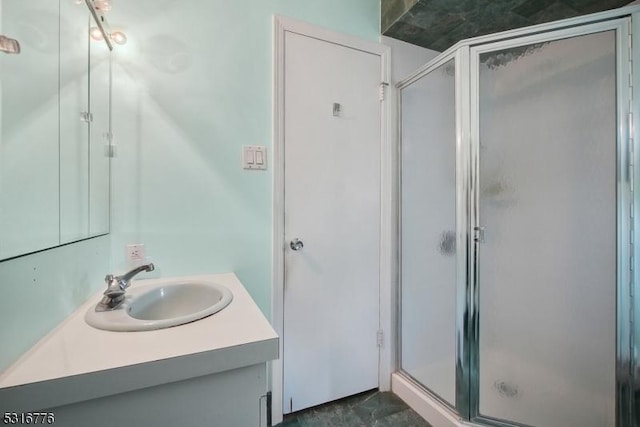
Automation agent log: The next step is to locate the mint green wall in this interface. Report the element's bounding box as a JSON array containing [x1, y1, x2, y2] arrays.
[[0, 0, 113, 371], [108, 1, 381, 315], [0, 0, 379, 374], [0, 0, 378, 372], [0, 237, 110, 370]]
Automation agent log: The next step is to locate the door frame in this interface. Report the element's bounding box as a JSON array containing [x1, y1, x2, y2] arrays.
[[271, 15, 391, 424]]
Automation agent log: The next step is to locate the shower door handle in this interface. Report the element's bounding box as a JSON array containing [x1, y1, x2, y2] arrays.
[[290, 238, 304, 251], [474, 226, 485, 243]]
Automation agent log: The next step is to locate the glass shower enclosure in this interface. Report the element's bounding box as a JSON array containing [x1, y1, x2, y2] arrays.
[[398, 6, 638, 427]]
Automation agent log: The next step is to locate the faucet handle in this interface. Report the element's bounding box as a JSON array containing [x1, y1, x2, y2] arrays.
[[104, 274, 114, 286]]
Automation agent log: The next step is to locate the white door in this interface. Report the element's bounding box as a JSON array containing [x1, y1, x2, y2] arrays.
[[282, 30, 382, 413]]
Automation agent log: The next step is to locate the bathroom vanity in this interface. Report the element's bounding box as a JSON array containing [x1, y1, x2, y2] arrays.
[[0, 273, 278, 427]]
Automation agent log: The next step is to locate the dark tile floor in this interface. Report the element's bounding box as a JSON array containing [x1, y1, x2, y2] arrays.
[[277, 389, 432, 427]]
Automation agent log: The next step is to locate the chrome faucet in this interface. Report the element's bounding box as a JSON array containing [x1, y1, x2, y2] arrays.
[[96, 263, 155, 311]]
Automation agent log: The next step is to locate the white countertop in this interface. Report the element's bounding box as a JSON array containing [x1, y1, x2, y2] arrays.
[[0, 273, 278, 412]]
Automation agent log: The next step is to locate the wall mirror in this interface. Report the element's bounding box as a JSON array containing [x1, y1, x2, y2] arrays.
[[0, 0, 112, 260]]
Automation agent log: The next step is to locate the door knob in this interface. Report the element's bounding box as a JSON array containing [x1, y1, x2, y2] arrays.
[[290, 238, 304, 251]]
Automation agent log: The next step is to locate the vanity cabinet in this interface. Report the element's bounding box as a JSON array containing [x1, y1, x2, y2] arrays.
[[50, 364, 267, 427], [0, 274, 278, 427]]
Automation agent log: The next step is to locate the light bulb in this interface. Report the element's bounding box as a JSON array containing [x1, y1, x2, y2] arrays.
[[110, 31, 127, 45], [94, 0, 112, 12], [90, 26, 104, 41]]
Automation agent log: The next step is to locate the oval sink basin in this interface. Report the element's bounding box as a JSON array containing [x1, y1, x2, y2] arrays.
[[85, 280, 233, 332], [129, 283, 228, 321]]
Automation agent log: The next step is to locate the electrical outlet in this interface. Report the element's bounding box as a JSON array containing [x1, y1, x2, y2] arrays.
[[126, 244, 146, 262]]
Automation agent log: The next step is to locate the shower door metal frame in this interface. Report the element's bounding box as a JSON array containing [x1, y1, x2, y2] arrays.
[[396, 6, 640, 427], [467, 17, 633, 427], [632, 11, 640, 427], [395, 48, 466, 416]]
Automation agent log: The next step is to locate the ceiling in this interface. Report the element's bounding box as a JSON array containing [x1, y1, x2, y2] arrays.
[[382, 0, 633, 52]]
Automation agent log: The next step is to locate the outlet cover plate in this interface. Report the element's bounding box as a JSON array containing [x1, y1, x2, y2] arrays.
[[126, 244, 146, 262]]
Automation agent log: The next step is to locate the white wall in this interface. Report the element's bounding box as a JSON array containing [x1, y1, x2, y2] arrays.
[[382, 36, 440, 83]]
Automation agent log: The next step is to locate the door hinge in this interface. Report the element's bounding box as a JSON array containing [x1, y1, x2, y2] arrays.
[[474, 226, 485, 243], [376, 329, 384, 348], [379, 82, 389, 102]]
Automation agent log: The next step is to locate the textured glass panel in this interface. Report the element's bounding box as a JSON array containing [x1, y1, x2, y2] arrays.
[[401, 59, 456, 405], [477, 32, 616, 427]]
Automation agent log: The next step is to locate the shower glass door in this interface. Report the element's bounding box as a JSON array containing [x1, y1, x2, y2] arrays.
[[399, 54, 458, 407], [471, 21, 629, 427]]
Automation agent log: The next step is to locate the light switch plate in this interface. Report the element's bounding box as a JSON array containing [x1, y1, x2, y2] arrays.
[[243, 145, 267, 170]]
